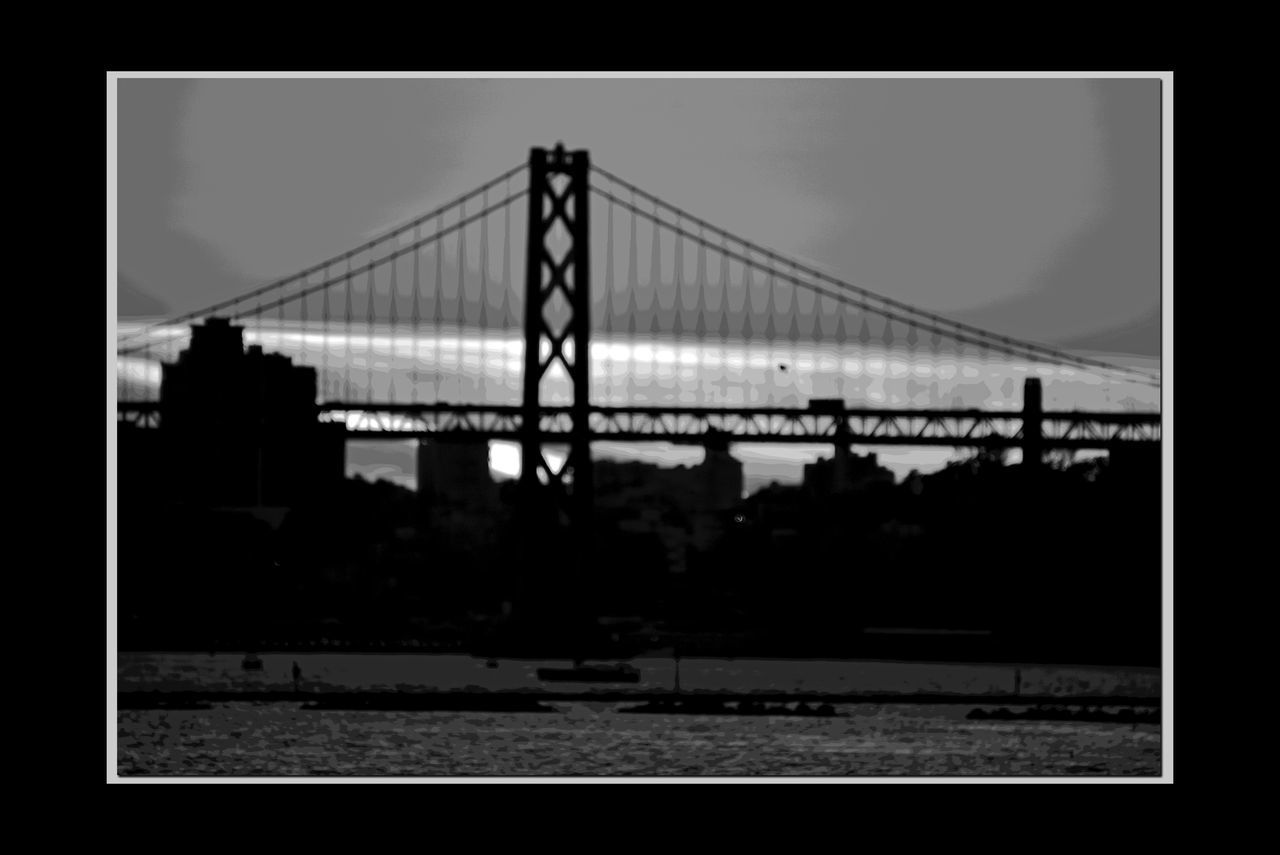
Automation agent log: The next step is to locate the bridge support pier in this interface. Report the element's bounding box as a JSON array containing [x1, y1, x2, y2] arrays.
[[1022, 378, 1044, 472], [833, 415, 850, 493]]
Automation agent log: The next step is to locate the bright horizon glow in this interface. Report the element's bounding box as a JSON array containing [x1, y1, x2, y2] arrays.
[[347, 437, 1060, 495], [118, 322, 1159, 487], [116, 325, 1160, 410]]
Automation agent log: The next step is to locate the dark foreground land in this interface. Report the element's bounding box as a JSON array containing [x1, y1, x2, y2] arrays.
[[118, 447, 1162, 671]]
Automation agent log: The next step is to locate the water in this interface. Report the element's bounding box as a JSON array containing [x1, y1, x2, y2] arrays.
[[117, 703, 1160, 776], [116, 654, 1161, 776], [118, 652, 1160, 697]]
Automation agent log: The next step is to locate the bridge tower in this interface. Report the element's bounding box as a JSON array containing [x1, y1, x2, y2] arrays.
[[520, 143, 594, 532]]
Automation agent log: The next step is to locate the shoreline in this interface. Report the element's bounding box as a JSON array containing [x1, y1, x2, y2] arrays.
[[115, 650, 1163, 673], [117, 689, 1161, 711]]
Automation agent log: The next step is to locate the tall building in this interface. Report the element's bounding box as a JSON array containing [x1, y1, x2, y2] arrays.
[[595, 450, 744, 516], [803, 449, 894, 497], [699, 441, 745, 511], [594, 445, 745, 572], [155, 317, 345, 508]]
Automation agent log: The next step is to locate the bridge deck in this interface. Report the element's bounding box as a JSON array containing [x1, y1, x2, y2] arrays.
[[117, 402, 1160, 449]]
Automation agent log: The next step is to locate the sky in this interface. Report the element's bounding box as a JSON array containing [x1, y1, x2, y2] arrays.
[[117, 76, 1160, 355], [114, 75, 1163, 489]]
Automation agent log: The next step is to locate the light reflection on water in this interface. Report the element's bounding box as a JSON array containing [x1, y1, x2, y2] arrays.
[[117, 652, 1162, 776], [116, 702, 1161, 776]]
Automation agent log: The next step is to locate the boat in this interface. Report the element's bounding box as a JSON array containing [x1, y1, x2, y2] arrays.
[[966, 705, 1159, 725], [241, 652, 264, 671], [537, 661, 641, 683], [618, 698, 843, 717]]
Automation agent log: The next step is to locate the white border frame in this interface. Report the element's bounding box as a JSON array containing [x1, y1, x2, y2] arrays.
[[104, 70, 1172, 783]]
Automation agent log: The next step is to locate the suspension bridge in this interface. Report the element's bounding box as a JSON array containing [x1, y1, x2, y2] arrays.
[[116, 144, 1161, 518]]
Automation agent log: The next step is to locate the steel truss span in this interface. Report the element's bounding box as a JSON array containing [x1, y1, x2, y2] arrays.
[[117, 403, 1160, 449]]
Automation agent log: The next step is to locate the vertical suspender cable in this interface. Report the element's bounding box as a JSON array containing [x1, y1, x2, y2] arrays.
[[322, 261, 331, 401], [502, 178, 513, 400], [504, 176, 514, 401], [344, 255, 353, 401], [479, 188, 490, 402], [411, 224, 421, 405], [647, 196, 660, 342], [278, 275, 286, 356], [457, 198, 467, 402], [366, 244, 376, 405], [676, 215, 687, 342], [433, 212, 443, 403], [389, 234, 400, 404], [300, 273, 309, 386], [603, 188, 614, 402]]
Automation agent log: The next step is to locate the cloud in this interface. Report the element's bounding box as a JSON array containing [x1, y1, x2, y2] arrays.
[[949, 80, 1160, 350], [119, 77, 1158, 355]]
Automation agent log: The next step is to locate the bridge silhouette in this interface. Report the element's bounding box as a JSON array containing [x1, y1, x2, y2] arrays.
[[116, 144, 1161, 524]]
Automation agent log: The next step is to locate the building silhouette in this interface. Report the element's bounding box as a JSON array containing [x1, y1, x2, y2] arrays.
[[416, 438, 498, 511], [152, 317, 345, 510], [803, 449, 895, 498], [594, 441, 744, 573]]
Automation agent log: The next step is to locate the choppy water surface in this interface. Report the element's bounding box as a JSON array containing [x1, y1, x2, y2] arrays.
[[116, 654, 1160, 776], [117, 702, 1158, 776]]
